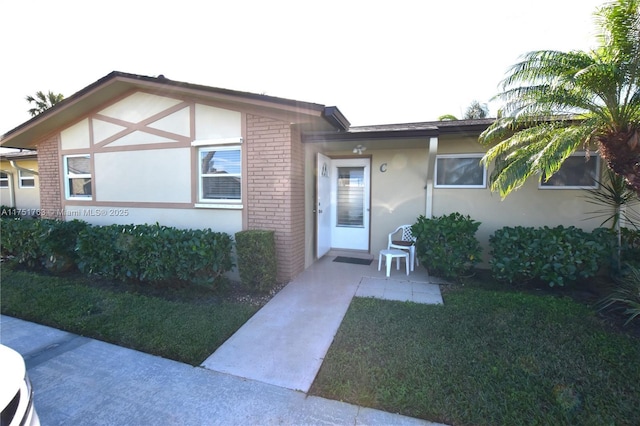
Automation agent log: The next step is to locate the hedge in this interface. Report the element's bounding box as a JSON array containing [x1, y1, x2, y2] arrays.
[[489, 225, 609, 287], [235, 229, 277, 292], [1, 218, 234, 286], [76, 223, 233, 285]]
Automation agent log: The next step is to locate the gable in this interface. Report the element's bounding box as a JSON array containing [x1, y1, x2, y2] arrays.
[[1, 71, 343, 150]]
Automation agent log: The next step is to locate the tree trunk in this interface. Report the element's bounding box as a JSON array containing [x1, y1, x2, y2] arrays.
[[598, 128, 640, 197]]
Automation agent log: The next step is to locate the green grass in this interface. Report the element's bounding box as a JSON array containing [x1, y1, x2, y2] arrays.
[[0, 267, 259, 365], [310, 287, 640, 426]]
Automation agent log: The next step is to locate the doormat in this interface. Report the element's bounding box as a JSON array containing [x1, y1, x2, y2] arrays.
[[333, 256, 373, 265]]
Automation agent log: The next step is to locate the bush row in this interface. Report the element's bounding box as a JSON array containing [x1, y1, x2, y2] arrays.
[[489, 226, 610, 287], [410, 213, 639, 287], [1, 218, 87, 273], [1, 219, 234, 286], [76, 223, 233, 285]]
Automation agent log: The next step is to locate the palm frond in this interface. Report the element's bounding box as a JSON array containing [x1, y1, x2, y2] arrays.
[[480, 0, 640, 197]]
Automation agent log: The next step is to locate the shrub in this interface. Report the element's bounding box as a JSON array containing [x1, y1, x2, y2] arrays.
[[1, 218, 42, 267], [489, 225, 609, 287], [40, 220, 88, 273], [411, 213, 481, 281], [598, 264, 640, 325], [76, 223, 233, 286], [0, 218, 87, 272], [235, 230, 277, 292], [620, 227, 640, 267]]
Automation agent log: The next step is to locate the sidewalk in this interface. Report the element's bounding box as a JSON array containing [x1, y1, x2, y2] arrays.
[[1, 315, 443, 425]]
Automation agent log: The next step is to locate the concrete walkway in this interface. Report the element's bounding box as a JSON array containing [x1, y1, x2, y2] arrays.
[[202, 256, 443, 392]]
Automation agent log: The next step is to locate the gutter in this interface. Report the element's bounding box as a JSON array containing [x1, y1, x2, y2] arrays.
[[9, 160, 39, 176]]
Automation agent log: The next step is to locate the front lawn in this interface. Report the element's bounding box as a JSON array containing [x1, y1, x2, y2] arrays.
[[310, 286, 640, 425], [0, 266, 259, 365]]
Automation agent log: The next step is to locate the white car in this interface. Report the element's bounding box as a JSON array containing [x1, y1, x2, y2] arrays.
[[0, 344, 40, 426]]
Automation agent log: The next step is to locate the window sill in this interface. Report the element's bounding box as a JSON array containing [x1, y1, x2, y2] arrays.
[[195, 203, 243, 210]]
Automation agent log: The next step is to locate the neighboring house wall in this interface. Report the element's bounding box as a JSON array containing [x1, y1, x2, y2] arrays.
[[0, 157, 40, 212]]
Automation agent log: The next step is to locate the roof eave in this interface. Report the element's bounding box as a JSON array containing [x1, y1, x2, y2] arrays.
[[1, 71, 341, 149], [303, 127, 439, 143]]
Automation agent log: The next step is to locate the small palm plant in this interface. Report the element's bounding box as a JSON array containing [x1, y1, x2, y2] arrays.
[[598, 264, 640, 325], [584, 168, 640, 272]]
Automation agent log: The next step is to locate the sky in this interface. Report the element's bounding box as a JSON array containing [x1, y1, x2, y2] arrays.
[[1, 0, 607, 135]]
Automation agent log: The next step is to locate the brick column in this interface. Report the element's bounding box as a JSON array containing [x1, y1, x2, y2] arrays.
[[246, 114, 305, 282], [37, 135, 62, 219]]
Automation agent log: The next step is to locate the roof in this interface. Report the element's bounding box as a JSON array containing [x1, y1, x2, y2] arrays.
[[0, 150, 37, 160], [302, 118, 495, 143], [1, 71, 349, 150]]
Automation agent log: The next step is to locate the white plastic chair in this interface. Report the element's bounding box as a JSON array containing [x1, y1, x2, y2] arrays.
[[387, 225, 418, 272]]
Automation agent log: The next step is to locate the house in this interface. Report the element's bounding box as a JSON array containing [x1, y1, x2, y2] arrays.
[[0, 150, 40, 214], [0, 72, 606, 282]]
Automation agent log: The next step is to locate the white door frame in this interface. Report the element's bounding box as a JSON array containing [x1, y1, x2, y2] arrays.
[[316, 153, 332, 258], [329, 158, 371, 251]]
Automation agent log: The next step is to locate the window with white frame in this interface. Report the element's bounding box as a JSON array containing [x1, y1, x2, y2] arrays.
[[198, 146, 241, 202], [18, 170, 35, 188], [540, 153, 600, 189], [64, 155, 92, 199], [0, 172, 8, 188], [435, 154, 487, 188]]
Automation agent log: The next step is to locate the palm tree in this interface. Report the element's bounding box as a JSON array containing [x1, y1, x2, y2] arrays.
[[479, 0, 640, 197], [464, 100, 489, 119], [438, 101, 489, 121], [26, 90, 64, 116]]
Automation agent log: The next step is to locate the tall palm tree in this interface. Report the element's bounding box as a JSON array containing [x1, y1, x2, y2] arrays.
[[479, 0, 640, 197], [26, 90, 64, 117], [464, 100, 489, 119]]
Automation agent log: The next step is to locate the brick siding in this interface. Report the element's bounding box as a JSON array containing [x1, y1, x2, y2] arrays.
[[246, 114, 305, 282], [36, 135, 62, 219]]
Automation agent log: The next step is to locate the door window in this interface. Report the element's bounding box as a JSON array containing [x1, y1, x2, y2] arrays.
[[336, 167, 364, 227]]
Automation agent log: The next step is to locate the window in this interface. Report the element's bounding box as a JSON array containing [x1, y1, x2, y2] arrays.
[[0, 172, 8, 188], [18, 170, 35, 188], [540, 153, 600, 189], [64, 155, 92, 199], [435, 154, 486, 188], [337, 166, 365, 227], [198, 146, 241, 202]]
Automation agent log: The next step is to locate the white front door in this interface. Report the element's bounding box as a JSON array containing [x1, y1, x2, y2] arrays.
[[316, 153, 332, 258], [330, 158, 370, 251]]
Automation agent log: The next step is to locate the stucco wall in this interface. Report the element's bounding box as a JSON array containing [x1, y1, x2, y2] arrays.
[[0, 158, 40, 211], [309, 134, 609, 265], [34, 90, 312, 283]]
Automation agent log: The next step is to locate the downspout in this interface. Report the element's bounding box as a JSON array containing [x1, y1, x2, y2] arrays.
[[424, 136, 438, 218], [0, 169, 16, 208], [9, 160, 39, 176]]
